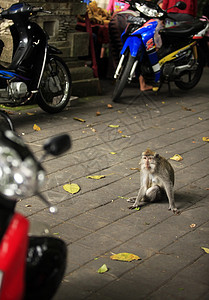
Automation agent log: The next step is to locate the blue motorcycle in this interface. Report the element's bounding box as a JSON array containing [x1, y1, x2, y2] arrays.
[[112, 0, 209, 102]]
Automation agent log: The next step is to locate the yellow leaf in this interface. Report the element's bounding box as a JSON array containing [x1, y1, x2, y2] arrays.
[[201, 247, 209, 254], [108, 125, 119, 128], [33, 124, 41, 131], [86, 175, 105, 180], [63, 183, 80, 194], [27, 112, 35, 116], [202, 137, 209, 142], [110, 152, 117, 155], [73, 117, 86, 122], [107, 104, 113, 108], [97, 264, 108, 273], [110, 252, 141, 262], [170, 154, 183, 161]]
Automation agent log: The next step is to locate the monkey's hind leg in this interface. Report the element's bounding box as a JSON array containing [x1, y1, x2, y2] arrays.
[[127, 197, 136, 203]]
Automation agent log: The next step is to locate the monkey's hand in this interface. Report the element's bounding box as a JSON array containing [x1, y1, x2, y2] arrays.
[[129, 204, 140, 210], [127, 197, 136, 203]]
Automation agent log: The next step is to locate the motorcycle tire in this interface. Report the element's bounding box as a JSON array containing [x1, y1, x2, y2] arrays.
[[37, 55, 72, 113], [174, 46, 204, 90], [112, 52, 136, 102]]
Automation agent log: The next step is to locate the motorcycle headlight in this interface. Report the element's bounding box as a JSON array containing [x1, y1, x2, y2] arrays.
[[136, 3, 164, 18], [0, 143, 45, 199]]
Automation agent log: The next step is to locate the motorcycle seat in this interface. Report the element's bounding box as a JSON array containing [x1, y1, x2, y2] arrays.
[[160, 19, 207, 38]]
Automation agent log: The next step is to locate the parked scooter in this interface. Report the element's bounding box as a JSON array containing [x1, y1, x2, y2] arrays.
[[0, 109, 71, 299], [0, 2, 72, 113], [112, 0, 209, 102]]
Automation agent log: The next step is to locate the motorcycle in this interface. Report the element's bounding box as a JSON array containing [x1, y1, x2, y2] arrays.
[[0, 109, 71, 299], [0, 2, 72, 113], [112, 0, 209, 102]]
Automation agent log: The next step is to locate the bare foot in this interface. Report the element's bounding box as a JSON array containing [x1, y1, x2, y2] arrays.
[[139, 75, 153, 91]]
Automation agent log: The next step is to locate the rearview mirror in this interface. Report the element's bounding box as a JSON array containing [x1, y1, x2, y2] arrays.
[[175, 1, 187, 10]]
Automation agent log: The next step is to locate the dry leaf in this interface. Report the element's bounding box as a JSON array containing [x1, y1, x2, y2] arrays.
[[73, 117, 86, 122], [182, 106, 195, 112], [170, 154, 183, 161], [107, 104, 113, 108], [110, 152, 117, 155], [108, 125, 119, 128], [86, 175, 105, 180], [33, 124, 41, 131], [97, 264, 108, 273], [202, 137, 209, 142], [96, 111, 101, 116], [190, 223, 196, 228], [27, 112, 35, 116], [63, 183, 80, 194], [110, 253, 141, 262], [201, 247, 209, 254]]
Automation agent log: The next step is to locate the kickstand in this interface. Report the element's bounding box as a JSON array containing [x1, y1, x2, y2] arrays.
[[167, 81, 173, 97]]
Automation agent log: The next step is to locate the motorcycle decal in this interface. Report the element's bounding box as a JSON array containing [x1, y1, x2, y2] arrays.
[[0, 70, 29, 80], [146, 38, 154, 51], [159, 42, 196, 66]]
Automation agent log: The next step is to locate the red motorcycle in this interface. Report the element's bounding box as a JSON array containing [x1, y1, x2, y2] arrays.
[[0, 110, 71, 300]]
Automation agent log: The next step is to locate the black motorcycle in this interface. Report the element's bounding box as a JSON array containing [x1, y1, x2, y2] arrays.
[[0, 2, 72, 113]]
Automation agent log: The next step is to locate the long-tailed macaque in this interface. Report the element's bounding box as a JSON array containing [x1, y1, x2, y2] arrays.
[[128, 149, 178, 213]]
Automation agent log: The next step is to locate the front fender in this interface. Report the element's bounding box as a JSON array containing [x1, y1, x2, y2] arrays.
[[121, 36, 142, 57]]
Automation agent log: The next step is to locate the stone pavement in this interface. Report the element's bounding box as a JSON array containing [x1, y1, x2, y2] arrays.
[[10, 67, 209, 299]]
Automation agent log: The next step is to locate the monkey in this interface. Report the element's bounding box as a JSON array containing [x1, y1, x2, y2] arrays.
[[128, 149, 178, 214]]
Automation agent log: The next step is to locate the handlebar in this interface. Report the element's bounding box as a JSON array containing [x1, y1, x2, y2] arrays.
[[0, 3, 51, 20]]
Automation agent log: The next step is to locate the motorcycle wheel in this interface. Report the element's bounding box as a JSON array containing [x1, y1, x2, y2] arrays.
[[112, 52, 136, 102], [174, 46, 204, 90], [37, 55, 72, 113]]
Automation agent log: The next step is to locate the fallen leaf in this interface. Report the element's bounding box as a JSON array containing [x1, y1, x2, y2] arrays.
[[110, 253, 141, 262], [97, 264, 108, 273], [190, 223, 196, 228], [110, 152, 117, 155], [108, 125, 119, 128], [63, 183, 80, 194], [182, 106, 195, 112], [170, 154, 183, 161], [118, 130, 123, 133], [162, 101, 165, 104], [130, 168, 140, 171], [201, 247, 209, 254], [33, 124, 41, 131], [134, 207, 140, 211], [198, 117, 203, 120], [27, 112, 35, 115], [202, 137, 209, 142], [86, 175, 106, 180], [107, 104, 113, 108], [96, 111, 101, 116], [121, 135, 130, 138], [73, 117, 86, 122]]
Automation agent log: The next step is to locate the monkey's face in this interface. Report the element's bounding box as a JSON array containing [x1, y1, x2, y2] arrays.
[[141, 155, 156, 172]]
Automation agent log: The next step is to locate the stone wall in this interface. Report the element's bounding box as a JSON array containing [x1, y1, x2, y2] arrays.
[[0, 0, 89, 62]]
